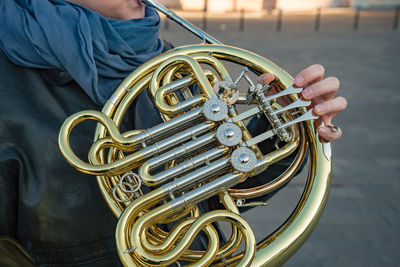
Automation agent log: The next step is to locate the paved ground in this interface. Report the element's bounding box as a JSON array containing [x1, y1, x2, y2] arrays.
[[160, 9, 400, 266]]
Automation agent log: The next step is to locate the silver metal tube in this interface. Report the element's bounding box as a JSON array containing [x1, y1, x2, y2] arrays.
[[151, 147, 228, 185], [175, 95, 205, 113], [142, 0, 222, 44], [142, 122, 215, 159], [162, 158, 231, 196], [139, 133, 218, 186], [169, 172, 243, 210], [134, 108, 204, 145], [163, 76, 194, 94]]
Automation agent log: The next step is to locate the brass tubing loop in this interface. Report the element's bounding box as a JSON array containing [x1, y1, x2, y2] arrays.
[[58, 1, 332, 265]]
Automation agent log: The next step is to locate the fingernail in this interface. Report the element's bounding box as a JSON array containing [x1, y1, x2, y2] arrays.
[[327, 125, 339, 133], [314, 105, 324, 115], [294, 76, 304, 86], [302, 88, 312, 99]]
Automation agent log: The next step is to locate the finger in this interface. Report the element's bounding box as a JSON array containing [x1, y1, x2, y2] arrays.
[[302, 76, 340, 100], [318, 125, 342, 142], [313, 96, 347, 117], [294, 64, 325, 87], [258, 73, 276, 85]]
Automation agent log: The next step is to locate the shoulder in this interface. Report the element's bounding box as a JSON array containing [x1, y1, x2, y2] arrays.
[[0, 49, 29, 77]]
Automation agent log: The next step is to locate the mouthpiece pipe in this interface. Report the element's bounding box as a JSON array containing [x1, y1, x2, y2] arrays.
[[141, 0, 223, 44]]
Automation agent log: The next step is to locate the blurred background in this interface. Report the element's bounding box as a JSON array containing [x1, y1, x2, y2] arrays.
[[156, 0, 400, 266]]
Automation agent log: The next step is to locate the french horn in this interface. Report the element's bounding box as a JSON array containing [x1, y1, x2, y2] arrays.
[[58, 0, 332, 266]]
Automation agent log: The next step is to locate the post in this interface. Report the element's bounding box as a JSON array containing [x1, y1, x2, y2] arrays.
[[353, 7, 360, 31], [239, 8, 245, 32], [233, 0, 238, 12], [277, 9, 282, 32], [163, 6, 169, 31], [202, 0, 208, 31], [315, 7, 321, 31], [394, 6, 399, 30]]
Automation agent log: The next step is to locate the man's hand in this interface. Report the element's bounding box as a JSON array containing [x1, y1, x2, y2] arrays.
[[258, 64, 347, 142]]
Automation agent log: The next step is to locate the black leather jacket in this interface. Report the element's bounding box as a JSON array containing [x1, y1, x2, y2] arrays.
[[0, 43, 300, 266], [0, 47, 130, 266]]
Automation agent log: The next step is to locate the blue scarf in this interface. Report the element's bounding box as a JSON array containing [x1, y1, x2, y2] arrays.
[[0, 0, 163, 104]]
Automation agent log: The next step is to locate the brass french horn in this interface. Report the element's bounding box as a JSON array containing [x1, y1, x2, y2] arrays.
[[58, 1, 332, 266]]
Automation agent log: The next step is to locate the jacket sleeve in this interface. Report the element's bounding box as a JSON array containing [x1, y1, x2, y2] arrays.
[[0, 143, 20, 237]]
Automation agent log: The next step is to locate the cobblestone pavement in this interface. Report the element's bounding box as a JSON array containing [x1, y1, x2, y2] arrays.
[[160, 9, 400, 266]]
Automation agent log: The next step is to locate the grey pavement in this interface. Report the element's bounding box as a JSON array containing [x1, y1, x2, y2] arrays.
[[160, 9, 400, 266]]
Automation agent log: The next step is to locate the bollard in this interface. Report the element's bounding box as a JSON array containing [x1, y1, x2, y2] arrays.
[[233, 0, 238, 12], [202, 0, 208, 31], [164, 7, 169, 31], [239, 8, 245, 32], [394, 6, 399, 30], [315, 7, 321, 31], [202, 8, 207, 31], [353, 7, 360, 31], [277, 9, 282, 32]]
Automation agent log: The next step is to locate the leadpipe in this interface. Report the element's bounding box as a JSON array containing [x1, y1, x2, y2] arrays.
[[141, 0, 223, 44]]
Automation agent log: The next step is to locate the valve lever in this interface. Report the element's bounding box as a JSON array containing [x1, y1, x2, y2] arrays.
[[279, 109, 318, 130], [263, 86, 303, 103], [271, 98, 312, 116]]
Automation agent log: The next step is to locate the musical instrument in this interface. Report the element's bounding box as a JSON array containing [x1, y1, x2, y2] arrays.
[[58, 0, 332, 266]]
